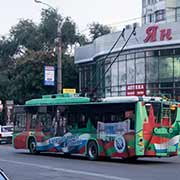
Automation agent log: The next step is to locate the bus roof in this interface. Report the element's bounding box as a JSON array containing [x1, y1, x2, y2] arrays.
[[25, 94, 90, 106], [24, 94, 166, 107], [102, 96, 139, 103]]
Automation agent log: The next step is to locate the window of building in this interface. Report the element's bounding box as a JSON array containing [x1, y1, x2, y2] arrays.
[[119, 61, 126, 85], [174, 56, 180, 81], [111, 91, 118, 97], [105, 87, 111, 97], [175, 89, 180, 101], [105, 63, 111, 87], [155, 9, 166, 22], [119, 86, 126, 96], [111, 62, 118, 86], [80, 68, 85, 89], [136, 52, 145, 58], [159, 57, 173, 82], [146, 50, 159, 57], [142, 0, 146, 7], [175, 48, 180, 55], [177, 8, 180, 22], [146, 83, 159, 96], [127, 60, 135, 84], [118, 55, 126, 61], [127, 53, 135, 60], [160, 49, 173, 56], [86, 67, 91, 89], [148, 14, 153, 23], [146, 57, 159, 83], [136, 58, 145, 83], [143, 15, 147, 24], [175, 82, 180, 88]]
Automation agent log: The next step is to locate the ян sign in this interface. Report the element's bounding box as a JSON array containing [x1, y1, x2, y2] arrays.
[[144, 25, 172, 43]]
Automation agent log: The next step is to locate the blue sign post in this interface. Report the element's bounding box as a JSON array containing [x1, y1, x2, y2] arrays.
[[44, 66, 55, 86]]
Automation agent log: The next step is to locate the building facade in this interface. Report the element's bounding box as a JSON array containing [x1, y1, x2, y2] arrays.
[[142, 0, 180, 24], [75, 5, 180, 101]]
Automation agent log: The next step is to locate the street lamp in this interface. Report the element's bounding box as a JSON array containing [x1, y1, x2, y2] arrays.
[[34, 0, 63, 94]]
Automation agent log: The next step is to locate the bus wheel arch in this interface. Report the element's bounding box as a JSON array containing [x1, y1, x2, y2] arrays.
[[28, 137, 39, 154], [87, 140, 99, 160]]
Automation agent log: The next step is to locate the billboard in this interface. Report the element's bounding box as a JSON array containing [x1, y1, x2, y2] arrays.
[[44, 66, 55, 86], [126, 84, 146, 96]]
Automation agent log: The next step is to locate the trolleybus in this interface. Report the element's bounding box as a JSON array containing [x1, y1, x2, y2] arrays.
[[13, 94, 180, 160]]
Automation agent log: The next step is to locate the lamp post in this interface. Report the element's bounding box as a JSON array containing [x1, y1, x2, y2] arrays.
[[34, 0, 63, 94]]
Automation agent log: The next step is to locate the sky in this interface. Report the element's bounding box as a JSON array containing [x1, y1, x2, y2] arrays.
[[0, 0, 142, 35]]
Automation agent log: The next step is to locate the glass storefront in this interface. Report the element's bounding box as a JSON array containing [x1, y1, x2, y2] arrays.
[[79, 48, 180, 101]]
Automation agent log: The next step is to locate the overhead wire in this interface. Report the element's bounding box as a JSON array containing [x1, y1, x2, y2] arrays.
[[80, 28, 126, 96], [92, 26, 137, 98]]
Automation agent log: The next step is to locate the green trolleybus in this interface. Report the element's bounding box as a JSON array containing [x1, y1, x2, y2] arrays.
[[13, 94, 180, 160]]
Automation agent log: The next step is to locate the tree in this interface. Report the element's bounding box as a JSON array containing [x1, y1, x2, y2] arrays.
[[0, 8, 112, 107], [7, 51, 56, 104], [89, 22, 111, 41], [10, 20, 41, 51], [0, 8, 85, 105], [62, 54, 79, 89]]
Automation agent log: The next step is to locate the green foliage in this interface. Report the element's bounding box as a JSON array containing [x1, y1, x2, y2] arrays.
[[10, 20, 41, 51], [0, 8, 83, 106], [8, 51, 57, 104], [62, 55, 79, 89], [0, 8, 110, 109], [0, 37, 17, 63], [89, 22, 111, 41], [62, 17, 77, 49], [39, 8, 61, 48]]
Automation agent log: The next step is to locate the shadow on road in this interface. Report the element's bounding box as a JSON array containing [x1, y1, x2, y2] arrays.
[[14, 151, 176, 165]]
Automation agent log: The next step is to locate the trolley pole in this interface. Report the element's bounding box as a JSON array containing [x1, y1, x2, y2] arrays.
[[34, 0, 63, 94]]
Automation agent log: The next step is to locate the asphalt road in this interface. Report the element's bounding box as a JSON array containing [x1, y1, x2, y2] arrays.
[[0, 144, 180, 180]]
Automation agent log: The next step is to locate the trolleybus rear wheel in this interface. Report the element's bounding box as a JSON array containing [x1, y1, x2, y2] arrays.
[[28, 138, 39, 154]]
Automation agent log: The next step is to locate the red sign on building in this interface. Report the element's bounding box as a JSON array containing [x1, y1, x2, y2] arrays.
[[126, 84, 146, 96], [144, 25, 172, 43]]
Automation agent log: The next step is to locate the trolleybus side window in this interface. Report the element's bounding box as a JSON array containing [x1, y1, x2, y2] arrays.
[[15, 113, 26, 132], [54, 106, 68, 136], [78, 113, 88, 129], [28, 106, 54, 132], [14, 107, 26, 132]]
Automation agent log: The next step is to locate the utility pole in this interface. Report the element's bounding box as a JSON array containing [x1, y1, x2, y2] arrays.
[[34, 0, 62, 94], [56, 22, 63, 93]]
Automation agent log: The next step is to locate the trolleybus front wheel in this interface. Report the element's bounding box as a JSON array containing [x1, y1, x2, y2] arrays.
[[87, 141, 98, 160]]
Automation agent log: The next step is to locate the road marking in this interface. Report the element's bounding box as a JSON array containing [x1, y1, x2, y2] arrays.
[[0, 158, 131, 180]]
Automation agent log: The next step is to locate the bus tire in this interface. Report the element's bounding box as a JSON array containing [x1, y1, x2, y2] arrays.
[[28, 138, 39, 154], [87, 141, 98, 160]]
